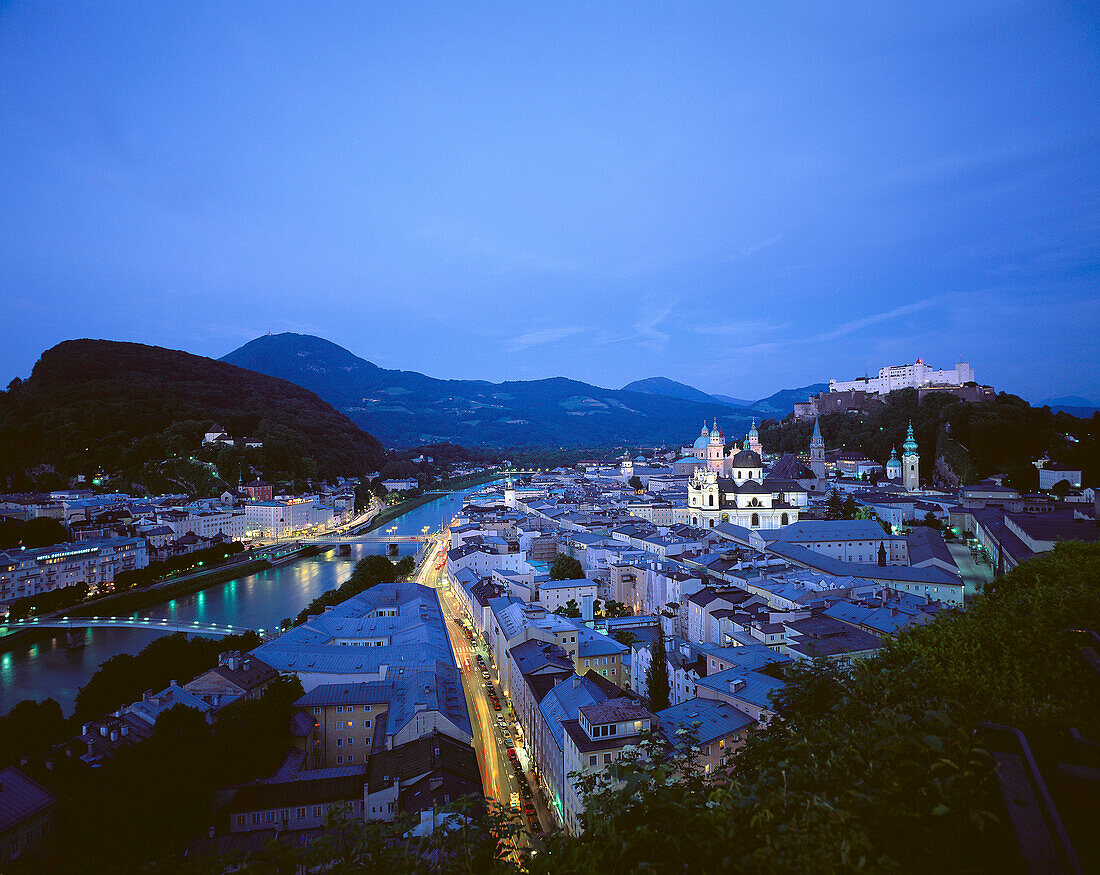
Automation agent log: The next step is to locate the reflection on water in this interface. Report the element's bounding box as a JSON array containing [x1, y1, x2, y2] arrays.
[[0, 484, 495, 714]]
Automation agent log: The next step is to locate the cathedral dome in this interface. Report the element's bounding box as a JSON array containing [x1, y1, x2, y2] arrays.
[[693, 434, 709, 450], [731, 449, 762, 468]]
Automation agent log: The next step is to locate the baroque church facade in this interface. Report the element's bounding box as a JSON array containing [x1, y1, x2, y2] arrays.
[[683, 421, 807, 530]]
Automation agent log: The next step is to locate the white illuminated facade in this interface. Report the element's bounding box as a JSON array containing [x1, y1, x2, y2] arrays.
[[830, 360, 974, 396], [0, 537, 150, 608], [686, 451, 804, 530], [245, 499, 327, 538]]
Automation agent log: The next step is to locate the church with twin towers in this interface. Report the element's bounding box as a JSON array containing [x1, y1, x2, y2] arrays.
[[681, 414, 920, 531]]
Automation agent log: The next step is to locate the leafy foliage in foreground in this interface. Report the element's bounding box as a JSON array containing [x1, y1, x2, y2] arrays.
[[49, 676, 305, 872]]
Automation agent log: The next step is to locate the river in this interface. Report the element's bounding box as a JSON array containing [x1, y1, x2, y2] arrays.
[[0, 485, 492, 715]]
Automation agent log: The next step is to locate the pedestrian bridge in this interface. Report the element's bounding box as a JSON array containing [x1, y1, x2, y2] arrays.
[[298, 534, 430, 546], [0, 616, 270, 639]]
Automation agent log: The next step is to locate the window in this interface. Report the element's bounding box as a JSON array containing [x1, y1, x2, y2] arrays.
[[280, 809, 289, 822], [604, 752, 613, 764], [296, 807, 306, 819], [337, 755, 343, 764], [584, 659, 590, 667], [337, 738, 343, 746], [336, 706, 343, 713], [312, 706, 321, 714], [364, 705, 372, 712], [251, 813, 261, 825], [364, 720, 371, 728], [237, 814, 247, 827], [751, 513, 760, 527], [347, 737, 354, 745], [313, 805, 322, 817], [266, 811, 276, 823], [589, 755, 598, 766]]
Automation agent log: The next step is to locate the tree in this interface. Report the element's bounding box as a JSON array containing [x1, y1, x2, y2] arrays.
[[612, 629, 638, 647], [554, 599, 582, 619], [825, 488, 845, 520], [920, 510, 941, 529], [592, 598, 603, 617], [842, 494, 858, 520], [0, 516, 70, 549], [604, 599, 630, 618], [628, 475, 643, 491], [645, 633, 671, 712], [549, 552, 583, 580], [1052, 478, 1072, 497], [0, 699, 67, 768], [1005, 463, 1039, 493]]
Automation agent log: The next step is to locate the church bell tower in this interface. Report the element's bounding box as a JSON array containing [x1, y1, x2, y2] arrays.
[[902, 422, 920, 492], [810, 418, 826, 479]]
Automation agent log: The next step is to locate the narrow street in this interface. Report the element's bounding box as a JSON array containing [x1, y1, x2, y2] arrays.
[[415, 536, 555, 847]]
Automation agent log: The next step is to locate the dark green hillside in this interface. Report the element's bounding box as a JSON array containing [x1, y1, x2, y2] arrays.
[[223, 333, 755, 447], [0, 339, 385, 491], [759, 388, 1098, 486]]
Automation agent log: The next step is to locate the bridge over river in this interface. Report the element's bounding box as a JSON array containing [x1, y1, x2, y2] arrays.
[[298, 534, 429, 546], [0, 616, 270, 639]]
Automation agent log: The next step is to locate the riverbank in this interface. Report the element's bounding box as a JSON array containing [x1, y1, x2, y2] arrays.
[[365, 492, 448, 532], [366, 474, 502, 533], [0, 554, 295, 656]]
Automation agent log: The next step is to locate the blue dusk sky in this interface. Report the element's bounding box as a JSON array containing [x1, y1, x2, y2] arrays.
[[1, 2, 1097, 402]]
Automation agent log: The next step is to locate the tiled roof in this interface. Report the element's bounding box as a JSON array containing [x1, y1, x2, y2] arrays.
[[658, 698, 756, 745], [0, 767, 54, 833], [579, 699, 653, 725]]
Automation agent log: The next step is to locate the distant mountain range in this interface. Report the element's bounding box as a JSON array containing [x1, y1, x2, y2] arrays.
[[620, 376, 827, 419], [221, 334, 764, 448], [1041, 396, 1100, 417]]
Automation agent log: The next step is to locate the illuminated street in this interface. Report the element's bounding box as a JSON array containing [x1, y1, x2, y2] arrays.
[[416, 534, 554, 846]]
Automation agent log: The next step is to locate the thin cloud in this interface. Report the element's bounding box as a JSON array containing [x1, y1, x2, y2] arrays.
[[813, 297, 947, 343], [506, 326, 586, 352], [694, 319, 786, 336], [723, 234, 784, 262], [633, 300, 676, 351]]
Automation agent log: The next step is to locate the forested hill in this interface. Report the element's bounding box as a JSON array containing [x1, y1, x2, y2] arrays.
[[0, 340, 386, 492], [759, 388, 1098, 487], [222, 333, 755, 447]]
